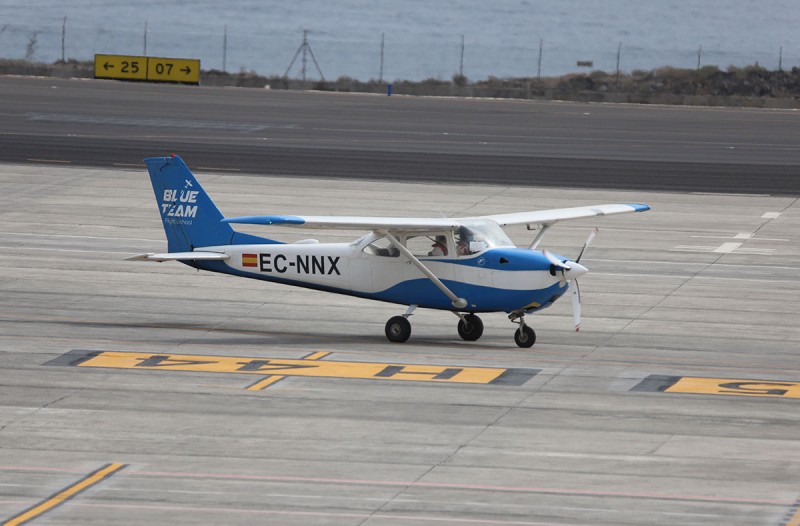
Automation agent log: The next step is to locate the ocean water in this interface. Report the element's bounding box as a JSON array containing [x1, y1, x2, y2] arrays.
[[1, 0, 798, 81]]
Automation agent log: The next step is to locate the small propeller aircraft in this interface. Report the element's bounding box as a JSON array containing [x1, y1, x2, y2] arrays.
[[128, 155, 650, 347]]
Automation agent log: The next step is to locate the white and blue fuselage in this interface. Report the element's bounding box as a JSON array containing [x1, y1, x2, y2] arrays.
[[197, 233, 583, 314]]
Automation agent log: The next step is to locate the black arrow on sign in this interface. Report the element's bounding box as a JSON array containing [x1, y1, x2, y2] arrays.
[[181, 66, 191, 75], [103, 62, 113, 71]]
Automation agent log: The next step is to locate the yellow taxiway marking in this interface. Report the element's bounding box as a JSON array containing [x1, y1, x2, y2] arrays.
[[55, 350, 536, 386], [2, 463, 126, 526], [245, 351, 331, 391], [666, 377, 800, 399]]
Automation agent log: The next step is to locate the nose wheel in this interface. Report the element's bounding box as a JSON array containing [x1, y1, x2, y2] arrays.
[[509, 312, 536, 348]]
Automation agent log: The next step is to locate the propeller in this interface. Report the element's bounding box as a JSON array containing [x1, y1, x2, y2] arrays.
[[543, 249, 570, 287], [571, 279, 581, 331], [570, 228, 598, 331], [536, 229, 597, 331], [575, 227, 598, 264]]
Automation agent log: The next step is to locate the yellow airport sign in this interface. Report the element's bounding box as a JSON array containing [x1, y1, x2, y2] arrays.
[[94, 54, 200, 84], [94, 54, 147, 81], [47, 350, 538, 387], [147, 56, 200, 84]]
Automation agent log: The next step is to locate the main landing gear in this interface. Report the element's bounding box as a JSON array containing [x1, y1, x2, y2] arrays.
[[384, 306, 535, 348]]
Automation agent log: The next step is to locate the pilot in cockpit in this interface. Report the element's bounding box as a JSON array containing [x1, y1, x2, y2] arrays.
[[430, 235, 448, 256]]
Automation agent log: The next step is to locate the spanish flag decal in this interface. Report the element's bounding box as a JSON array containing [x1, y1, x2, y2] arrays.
[[242, 253, 257, 267]]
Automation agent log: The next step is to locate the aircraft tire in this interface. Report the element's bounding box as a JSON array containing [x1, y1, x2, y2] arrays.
[[514, 326, 536, 348], [457, 314, 484, 341], [385, 316, 412, 343]]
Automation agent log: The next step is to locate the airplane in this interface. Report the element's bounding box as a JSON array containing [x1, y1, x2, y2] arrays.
[[127, 155, 650, 348]]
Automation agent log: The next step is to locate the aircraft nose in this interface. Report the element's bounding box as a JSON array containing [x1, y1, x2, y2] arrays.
[[568, 261, 589, 279]]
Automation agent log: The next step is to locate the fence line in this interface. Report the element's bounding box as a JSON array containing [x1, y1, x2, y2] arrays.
[[0, 20, 795, 82]]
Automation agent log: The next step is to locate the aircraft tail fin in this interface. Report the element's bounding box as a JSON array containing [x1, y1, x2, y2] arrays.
[[144, 155, 250, 252]]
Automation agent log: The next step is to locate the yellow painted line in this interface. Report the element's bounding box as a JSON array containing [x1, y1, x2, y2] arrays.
[[665, 377, 800, 399], [66, 350, 525, 385], [304, 351, 332, 360], [245, 375, 285, 391], [246, 351, 331, 391], [784, 500, 800, 526], [2, 463, 126, 526]]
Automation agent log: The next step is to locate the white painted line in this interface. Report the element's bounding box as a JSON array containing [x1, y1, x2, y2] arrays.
[[197, 166, 241, 172], [691, 192, 770, 197], [713, 242, 743, 253], [27, 158, 71, 164], [733, 232, 752, 239], [762, 212, 782, 219]]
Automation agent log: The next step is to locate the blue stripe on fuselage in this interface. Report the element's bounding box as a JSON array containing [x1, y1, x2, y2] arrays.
[[195, 259, 567, 313], [434, 247, 566, 271]]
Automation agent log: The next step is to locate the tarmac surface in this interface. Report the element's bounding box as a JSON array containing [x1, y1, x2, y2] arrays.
[[0, 76, 799, 195], [1, 76, 800, 525]]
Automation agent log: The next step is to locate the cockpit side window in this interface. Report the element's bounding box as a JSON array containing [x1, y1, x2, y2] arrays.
[[406, 233, 452, 258], [363, 236, 400, 257]]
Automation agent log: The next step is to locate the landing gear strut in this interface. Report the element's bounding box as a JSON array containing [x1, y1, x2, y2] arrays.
[[509, 312, 536, 348]]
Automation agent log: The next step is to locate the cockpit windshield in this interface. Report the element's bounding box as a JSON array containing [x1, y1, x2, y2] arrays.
[[456, 219, 515, 254]]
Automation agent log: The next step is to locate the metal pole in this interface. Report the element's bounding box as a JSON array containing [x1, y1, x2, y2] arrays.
[[144, 21, 148, 55], [537, 38, 543, 80], [779, 46, 783, 71], [301, 29, 308, 82], [61, 16, 66, 62], [615, 41, 621, 88], [223, 25, 227, 72], [459, 34, 464, 77], [696, 44, 701, 71], [379, 32, 384, 83]]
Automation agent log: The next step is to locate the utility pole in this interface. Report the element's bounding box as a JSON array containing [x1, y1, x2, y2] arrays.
[[61, 16, 66, 62], [379, 32, 384, 83], [459, 34, 464, 78], [222, 25, 227, 72], [615, 41, 621, 89], [144, 21, 148, 55], [696, 44, 702, 71], [537, 38, 543, 81], [779, 46, 783, 71], [284, 29, 325, 82]]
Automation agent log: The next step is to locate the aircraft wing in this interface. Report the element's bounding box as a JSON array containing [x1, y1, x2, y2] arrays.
[[483, 204, 650, 226], [222, 215, 460, 231], [222, 204, 649, 231]]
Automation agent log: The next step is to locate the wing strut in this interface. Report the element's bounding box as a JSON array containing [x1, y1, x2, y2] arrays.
[[383, 231, 468, 309], [527, 224, 552, 250]]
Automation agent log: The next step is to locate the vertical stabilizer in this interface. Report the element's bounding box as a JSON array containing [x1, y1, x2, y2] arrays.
[[144, 155, 235, 252]]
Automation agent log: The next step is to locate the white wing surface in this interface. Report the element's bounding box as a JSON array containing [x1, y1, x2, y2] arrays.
[[222, 215, 460, 231], [221, 204, 649, 232], [484, 203, 650, 226]]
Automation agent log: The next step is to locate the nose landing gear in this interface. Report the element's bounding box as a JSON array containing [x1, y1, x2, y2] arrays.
[[509, 312, 536, 348]]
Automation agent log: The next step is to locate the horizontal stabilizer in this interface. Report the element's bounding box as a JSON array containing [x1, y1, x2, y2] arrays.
[[125, 251, 230, 262]]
